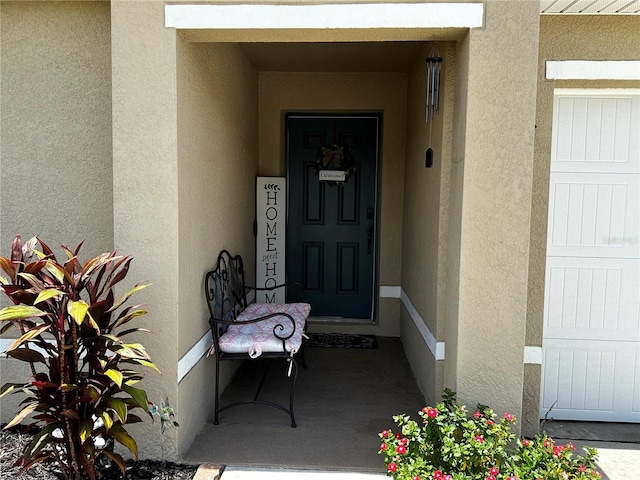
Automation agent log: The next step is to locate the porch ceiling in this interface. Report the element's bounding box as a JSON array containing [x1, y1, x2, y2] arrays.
[[240, 41, 425, 73]]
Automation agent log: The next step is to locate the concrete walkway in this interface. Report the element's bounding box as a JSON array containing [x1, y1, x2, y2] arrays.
[[191, 420, 640, 480], [543, 420, 640, 480], [220, 467, 385, 479]]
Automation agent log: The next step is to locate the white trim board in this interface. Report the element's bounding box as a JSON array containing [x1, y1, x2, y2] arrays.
[[524, 346, 542, 365], [0, 338, 13, 356], [165, 3, 484, 30], [177, 330, 212, 383], [379, 286, 401, 298], [546, 61, 640, 80], [400, 290, 445, 361]]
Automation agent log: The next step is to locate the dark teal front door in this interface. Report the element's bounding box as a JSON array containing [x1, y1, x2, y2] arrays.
[[285, 114, 380, 318]]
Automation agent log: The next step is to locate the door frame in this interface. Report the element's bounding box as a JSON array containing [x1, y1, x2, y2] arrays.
[[284, 112, 383, 321]]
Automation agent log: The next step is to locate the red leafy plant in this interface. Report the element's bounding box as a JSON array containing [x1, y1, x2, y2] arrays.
[[0, 234, 159, 480], [379, 389, 601, 480]]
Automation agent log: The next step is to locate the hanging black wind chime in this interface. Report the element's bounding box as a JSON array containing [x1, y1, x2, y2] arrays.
[[425, 42, 443, 168]]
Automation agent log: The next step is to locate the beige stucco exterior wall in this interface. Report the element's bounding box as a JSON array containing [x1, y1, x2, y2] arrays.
[[0, 0, 113, 255], [443, 30, 470, 399], [448, 1, 540, 433], [176, 38, 259, 454], [258, 72, 407, 337], [524, 13, 640, 434], [0, 0, 113, 423], [110, 0, 181, 460], [400, 41, 455, 405]]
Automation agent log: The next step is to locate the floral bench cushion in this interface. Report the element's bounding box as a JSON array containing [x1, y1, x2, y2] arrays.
[[218, 302, 310, 358]]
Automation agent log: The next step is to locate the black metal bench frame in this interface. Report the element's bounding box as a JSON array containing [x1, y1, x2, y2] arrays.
[[205, 250, 306, 427]]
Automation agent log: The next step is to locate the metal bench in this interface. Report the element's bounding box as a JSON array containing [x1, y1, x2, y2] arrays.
[[205, 250, 309, 427]]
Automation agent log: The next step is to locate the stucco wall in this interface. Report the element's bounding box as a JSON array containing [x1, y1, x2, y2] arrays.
[[400, 41, 455, 404], [0, 0, 113, 423], [524, 13, 640, 435], [110, 0, 180, 460], [176, 39, 259, 455], [258, 72, 407, 336], [0, 0, 113, 254], [443, 30, 470, 396], [449, 1, 540, 432]]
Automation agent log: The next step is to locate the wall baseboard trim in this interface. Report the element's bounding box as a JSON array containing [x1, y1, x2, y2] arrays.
[[524, 346, 543, 365], [177, 330, 212, 383], [400, 289, 445, 361], [380, 285, 401, 298], [0, 291, 540, 382]]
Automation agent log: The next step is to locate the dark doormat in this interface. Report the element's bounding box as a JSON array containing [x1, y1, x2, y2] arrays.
[[304, 332, 378, 349]]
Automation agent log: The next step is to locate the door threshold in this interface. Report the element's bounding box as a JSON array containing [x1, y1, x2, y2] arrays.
[[309, 316, 375, 325]]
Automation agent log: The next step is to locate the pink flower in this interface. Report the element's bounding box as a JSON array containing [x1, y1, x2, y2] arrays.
[[489, 467, 499, 475], [395, 432, 403, 440], [553, 445, 565, 457], [568, 442, 576, 451], [506, 476, 518, 480], [433, 471, 444, 479], [522, 439, 530, 447], [412, 477, 421, 480], [578, 466, 587, 472], [381, 430, 389, 438], [423, 407, 438, 418], [487, 476, 496, 480], [387, 463, 397, 473], [474, 410, 482, 418], [379, 443, 386, 451], [396, 445, 407, 454], [401, 437, 409, 445], [443, 476, 452, 480], [504, 412, 514, 422], [474, 435, 484, 443], [543, 439, 552, 447], [486, 419, 494, 426]]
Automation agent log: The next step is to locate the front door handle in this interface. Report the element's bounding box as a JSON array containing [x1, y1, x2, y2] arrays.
[[367, 225, 374, 254]]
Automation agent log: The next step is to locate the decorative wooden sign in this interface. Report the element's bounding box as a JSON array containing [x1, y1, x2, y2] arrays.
[[255, 177, 286, 303]]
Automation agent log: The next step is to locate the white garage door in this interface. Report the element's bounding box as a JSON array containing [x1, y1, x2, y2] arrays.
[[541, 89, 640, 422]]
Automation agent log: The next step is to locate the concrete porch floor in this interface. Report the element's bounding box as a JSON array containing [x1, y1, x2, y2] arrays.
[[184, 337, 640, 480], [183, 336, 424, 472]]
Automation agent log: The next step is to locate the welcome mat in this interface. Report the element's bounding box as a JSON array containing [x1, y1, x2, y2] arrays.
[[304, 332, 378, 349]]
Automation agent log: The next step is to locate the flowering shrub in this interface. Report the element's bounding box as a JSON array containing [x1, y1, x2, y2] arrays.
[[378, 389, 601, 480]]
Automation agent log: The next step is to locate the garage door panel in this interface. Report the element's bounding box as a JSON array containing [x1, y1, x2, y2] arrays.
[[547, 173, 639, 258], [544, 257, 639, 339], [541, 339, 640, 422], [543, 90, 639, 423], [552, 94, 640, 173]]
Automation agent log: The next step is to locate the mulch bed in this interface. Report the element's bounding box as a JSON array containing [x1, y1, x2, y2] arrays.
[[0, 429, 198, 479]]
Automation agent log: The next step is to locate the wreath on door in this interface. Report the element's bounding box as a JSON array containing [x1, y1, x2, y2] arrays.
[[314, 144, 356, 187]]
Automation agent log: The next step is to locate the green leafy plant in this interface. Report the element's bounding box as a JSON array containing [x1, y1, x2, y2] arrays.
[[378, 389, 601, 480], [0, 234, 159, 480]]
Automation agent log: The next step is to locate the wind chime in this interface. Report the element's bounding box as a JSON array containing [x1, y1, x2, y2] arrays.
[[425, 41, 443, 168]]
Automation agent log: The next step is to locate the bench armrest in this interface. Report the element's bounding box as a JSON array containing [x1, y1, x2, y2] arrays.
[[210, 311, 297, 341]]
